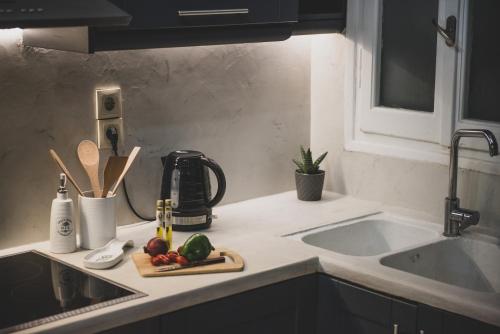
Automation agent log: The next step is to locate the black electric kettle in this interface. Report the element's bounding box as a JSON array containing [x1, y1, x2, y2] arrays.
[[160, 150, 226, 231]]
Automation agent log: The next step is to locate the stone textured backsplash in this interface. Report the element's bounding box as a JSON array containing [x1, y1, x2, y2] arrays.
[[0, 30, 310, 249]]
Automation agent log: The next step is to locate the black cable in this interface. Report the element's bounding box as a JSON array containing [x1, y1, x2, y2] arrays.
[[106, 127, 155, 221]]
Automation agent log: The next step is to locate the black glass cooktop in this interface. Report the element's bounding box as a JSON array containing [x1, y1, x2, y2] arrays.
[[0, 251, 145, 333]]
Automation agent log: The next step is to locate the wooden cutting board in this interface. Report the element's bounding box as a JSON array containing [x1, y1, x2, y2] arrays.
[[132, 248, 245, 277]]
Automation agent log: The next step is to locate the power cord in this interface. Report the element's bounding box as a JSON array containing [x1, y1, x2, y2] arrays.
[[106, 127, 155, 221]]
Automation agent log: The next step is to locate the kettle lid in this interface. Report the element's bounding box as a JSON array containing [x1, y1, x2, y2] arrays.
[[169, 150, 204, 159]]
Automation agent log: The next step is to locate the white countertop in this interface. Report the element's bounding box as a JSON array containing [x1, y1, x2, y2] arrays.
[[1, 191, 499, 333]]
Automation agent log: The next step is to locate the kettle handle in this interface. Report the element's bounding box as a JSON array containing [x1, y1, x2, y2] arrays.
[[201, 157, 226, 208]]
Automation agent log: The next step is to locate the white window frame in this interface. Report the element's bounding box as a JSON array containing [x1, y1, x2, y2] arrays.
[[345, 0, 500, 175]]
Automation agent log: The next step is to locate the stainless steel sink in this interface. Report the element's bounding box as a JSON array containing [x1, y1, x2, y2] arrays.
[[299, 214, 439, 256], [381, 237, 500, 293]]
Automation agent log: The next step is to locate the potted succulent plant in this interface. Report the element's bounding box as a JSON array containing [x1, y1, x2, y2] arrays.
[[293, 146, 328, 201]]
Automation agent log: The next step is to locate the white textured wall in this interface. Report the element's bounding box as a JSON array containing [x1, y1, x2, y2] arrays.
[[311, 34, 500, 236], [0, 30, 311, 249]]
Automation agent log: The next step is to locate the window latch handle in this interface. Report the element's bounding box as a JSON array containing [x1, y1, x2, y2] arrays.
[[432, 16, 456, 47]]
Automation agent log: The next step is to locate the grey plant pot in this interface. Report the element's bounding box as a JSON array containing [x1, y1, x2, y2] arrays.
[[295, 170, 325, 201]]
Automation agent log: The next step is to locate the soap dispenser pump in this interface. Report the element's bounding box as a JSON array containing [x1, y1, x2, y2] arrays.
[[50, 173, 76, 253]]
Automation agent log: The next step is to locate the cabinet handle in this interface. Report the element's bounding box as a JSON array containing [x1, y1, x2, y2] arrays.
[[393, 324, 399, 334], [178, 9, 249, 17]]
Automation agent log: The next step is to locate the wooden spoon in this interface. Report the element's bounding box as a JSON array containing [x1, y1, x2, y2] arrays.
[[49, 149, 84, 196], [101, 156, 128, 198], [77, 140, 101, 198], [110, 146, 141, 196]]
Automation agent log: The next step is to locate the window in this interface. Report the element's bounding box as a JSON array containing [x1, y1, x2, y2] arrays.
[[346, 0, 500, 174]]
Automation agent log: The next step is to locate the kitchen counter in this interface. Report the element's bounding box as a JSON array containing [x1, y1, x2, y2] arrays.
[[1, 191, 499, 333]]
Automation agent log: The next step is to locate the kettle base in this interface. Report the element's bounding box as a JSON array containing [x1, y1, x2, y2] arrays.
[[172, 222, 211, 232]]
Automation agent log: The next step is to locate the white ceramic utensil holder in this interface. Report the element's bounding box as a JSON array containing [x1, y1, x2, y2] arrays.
[[79, 191, 116, 249]]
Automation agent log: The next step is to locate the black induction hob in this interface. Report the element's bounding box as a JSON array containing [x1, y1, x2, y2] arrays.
[[0, 251, 145, 333]]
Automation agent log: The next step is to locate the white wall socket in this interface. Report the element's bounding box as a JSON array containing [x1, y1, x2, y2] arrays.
[[97, 118, 124, 149], [96, 88, 122, 120]]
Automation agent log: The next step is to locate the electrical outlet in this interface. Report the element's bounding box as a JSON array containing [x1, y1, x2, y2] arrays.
[[95, 88, 122, 120], [97, 118, 124, 149]]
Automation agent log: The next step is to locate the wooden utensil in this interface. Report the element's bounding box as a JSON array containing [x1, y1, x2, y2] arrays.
[[101, 156, 128, 198], [132, 248, 244, 277], [77, 140, 101, 198], [49, 149, 84, 196], [109, 146, 141, 196]]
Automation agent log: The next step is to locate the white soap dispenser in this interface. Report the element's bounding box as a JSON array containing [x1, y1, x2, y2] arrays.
[[50, 173, 76, 253]]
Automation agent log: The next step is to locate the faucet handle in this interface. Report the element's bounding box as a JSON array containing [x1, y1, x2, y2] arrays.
[[451, 208, 480, 229]]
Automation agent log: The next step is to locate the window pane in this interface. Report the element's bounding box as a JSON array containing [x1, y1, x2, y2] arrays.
[[379, 0, 438, 112], [463, 0, 500, 123]]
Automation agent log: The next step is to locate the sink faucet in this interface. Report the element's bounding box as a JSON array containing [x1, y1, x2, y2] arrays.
[[444, 129, 499, 237]]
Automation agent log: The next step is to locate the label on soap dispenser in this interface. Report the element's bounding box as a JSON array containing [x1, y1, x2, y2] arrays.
[[57, 218, 73, 236]]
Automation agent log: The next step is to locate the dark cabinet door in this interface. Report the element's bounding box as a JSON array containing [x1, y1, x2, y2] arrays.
[[319, 275, 500, 334], [317, 275, 418, 334], [160, 274, 317, 334], [336, 278, 394, 334], [317, 275, 396, 334], [417, 303, 500, 334], [114, 0, 296, 29], [443, 312, 499, 334], [299, 0, 345, 16], [99, 318, 161, 334], [294, 0, 346, 34], [392, 299, 417, 334], [417, 305, 443, 334]]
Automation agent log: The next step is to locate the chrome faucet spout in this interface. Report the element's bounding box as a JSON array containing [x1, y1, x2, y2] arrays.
[[445, 129, 498, 237], [448, 129, 498, 199]]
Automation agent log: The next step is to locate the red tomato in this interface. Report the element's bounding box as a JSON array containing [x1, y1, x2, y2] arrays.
[[167, 253, 178, 261], [157, 254, 170, 265], [151, 254, 170, 266], [176, 256, 189, 266], [151, 255, 163, 266]]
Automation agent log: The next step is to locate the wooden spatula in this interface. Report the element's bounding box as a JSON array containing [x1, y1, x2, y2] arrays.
[[101, 156, 128, 198], [109, 146, 141, 196], [77, 140, 101, 198], [49, 149, 84, 196]]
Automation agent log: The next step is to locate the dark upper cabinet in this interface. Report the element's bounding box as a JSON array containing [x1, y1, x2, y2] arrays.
[[23, 0, 299, 53], [22, 0, 345, 52], [293, 0, 346, 34], [120, 0, 292, 29]]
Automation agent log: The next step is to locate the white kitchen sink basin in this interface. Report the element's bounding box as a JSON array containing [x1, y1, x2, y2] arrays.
[[299, 215, 439, 256], [381, 237, 500, 293]]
